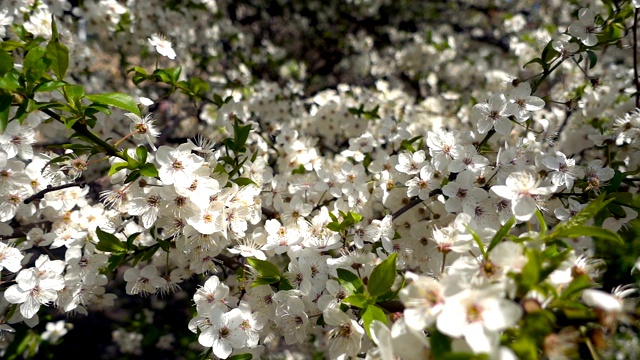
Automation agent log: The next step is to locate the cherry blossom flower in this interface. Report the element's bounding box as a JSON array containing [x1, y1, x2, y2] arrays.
[[198, 308, 247, 359], [471, 93, 512, 135], [123, 265, 167, 296], [148, 33, 177, 59], [323, 308, 364, 360], [125, 113, 161, 151], [436, 287, 522, 354], [505, 82, 545, 122], [395, 150, 427, 175], [568, 8, 599, 46], [491, 171, 557, 221], [0, 121, 36, 160], [0, 241, 24, 273]]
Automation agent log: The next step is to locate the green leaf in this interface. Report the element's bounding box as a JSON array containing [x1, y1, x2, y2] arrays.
[[125, 232, 140, 251], [85, 93, 141, 116], [535, 209, 547, 239], [326, 222, 341, 232], [231, 177, 257, 186], [541, 40, 559, 64], [46, 38, 69, 79], [291, 164, 306, 175], [464, 224, 487, 258], [603, 170, 623, 194], [361, 305, 387, 338], [136, 145, 148, 165], [278, 277, 294, 291], [139, 163, 159, 178], [519, 249, 541, 288], [33, 80, 66, 92], [586, 50, 598, 69], [95, 226, 126, 253], [549, 193, 611, 239], [343, 294, 369, 308], [551, 225, 623, 245], [336, 268, 365, 295], [487, 217, 515, 253], [108, 162, 129, 176], [368, 253, 397, 298], [523, 57, 545, 69], [560, 274, 594, 300], [347, 211, 363, 223], [0, 69, 20, 91], [430, 328, 453, 358], [124, 170, 141, 184], [246, 258, 281, 279], [213, 93, 224, 107], [0, 48, 13, 76], [63, 84, 85, 108], [228, 354, 253, 360], [0, 94, 11, 133], [251, 276, 280, 287], [23, 46, 48, 85], [235, 124, 252, 150]]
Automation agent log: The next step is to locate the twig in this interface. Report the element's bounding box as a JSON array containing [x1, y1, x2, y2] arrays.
[[23, 182, 86, 204], [391, 189, 442, 221], [40, 108, 122, 159]]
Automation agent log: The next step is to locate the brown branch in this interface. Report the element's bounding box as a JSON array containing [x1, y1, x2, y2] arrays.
[[23, 182, 86, 204], [391, 189, 443, 221]]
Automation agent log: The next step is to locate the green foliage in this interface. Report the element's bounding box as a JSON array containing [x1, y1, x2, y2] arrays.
[[95, 226, 127, 253], [327, 211, 363, 232], [336, 268, 365, 295], [368, 253, 398, 298], [85, 93, 141, 117], [361, 304, 386, 337], [45, 17, 69, 80]]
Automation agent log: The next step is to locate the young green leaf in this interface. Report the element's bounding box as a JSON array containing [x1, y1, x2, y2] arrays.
[[550, 225, 622, 245], [228, 354, 253, 360], [549, 193, 611, 239], [46, 39, 69, 80], [85, 93, 141, 116], [95, 226, 126, 253], [343, 294, 369, 308], [487, 217, 515, 253], [336, 268, 365, 295], [139, 163, 159, 178], [361, 305, 386, 338], [136, 145, 148, 165], [246, 258, 281, 279], [23, 46, 48, 85], [108, 162, 129, 176], [367, 253, 397, 298], [0, 48, 13, 76], [0, 94, 10, 133]]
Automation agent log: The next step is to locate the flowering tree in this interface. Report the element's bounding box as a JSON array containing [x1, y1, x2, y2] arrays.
[[0, 0, 639, 359]]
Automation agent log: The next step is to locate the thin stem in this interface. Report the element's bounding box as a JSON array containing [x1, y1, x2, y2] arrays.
[[476, 129, 496, 152], [585, 335, 601, 360], [23, 182, 86, 204], [113, 131, 139, 148], [531, 57, 566, 94], [391, 189, 443, 221], [40, 108, 123, 159], [634, 8, 640, 108]]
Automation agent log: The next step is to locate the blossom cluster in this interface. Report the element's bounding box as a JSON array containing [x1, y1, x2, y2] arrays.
[[0, 0, 638, 359]]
